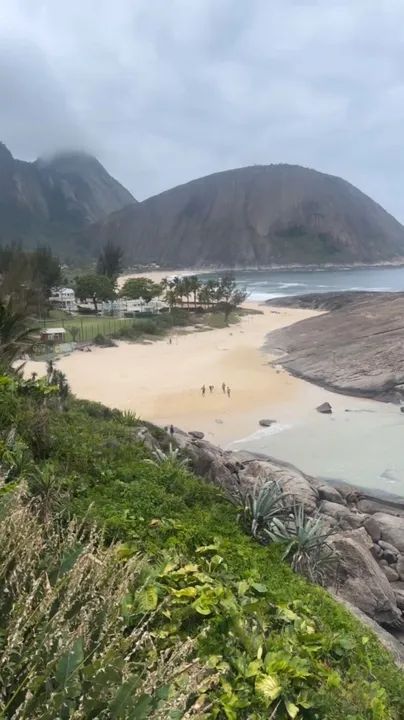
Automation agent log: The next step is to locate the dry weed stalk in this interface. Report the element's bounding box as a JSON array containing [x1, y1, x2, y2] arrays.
[[0, 487, 213, 718]]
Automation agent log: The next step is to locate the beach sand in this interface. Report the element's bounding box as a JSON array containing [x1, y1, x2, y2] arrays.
[[25, 303, 325, 446]]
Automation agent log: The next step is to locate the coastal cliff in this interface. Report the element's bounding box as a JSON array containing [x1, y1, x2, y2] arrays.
[[265, 291, 404, 402]]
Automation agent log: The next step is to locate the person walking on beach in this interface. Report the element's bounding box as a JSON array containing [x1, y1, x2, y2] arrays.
[[169, 424, 174, 436], [209, 385, 214, 393], [201, 384, 206, 396], [227, 386, 231, 398], [222, 382, 226, 394]]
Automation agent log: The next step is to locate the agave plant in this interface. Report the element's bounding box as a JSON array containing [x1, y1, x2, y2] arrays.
[[232, 481, 287, 540], [265, 503, 336, 584], [26, 462, 65, 521], [144, 443, 189, 469]]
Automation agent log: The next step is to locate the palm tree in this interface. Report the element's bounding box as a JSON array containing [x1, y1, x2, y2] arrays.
[[0, 295, 38, 370], [180, 277, 193, 310], [188, 275, 201, 308], [197, 285, 211, 309], [172, 277, 184, 307]]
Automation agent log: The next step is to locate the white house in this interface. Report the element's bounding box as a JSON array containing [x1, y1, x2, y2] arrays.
[[49, 288, 77, 312]]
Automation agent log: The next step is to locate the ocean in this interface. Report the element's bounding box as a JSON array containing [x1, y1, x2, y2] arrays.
[[221, 266, 404, 496], [209, 266, 404, 302]]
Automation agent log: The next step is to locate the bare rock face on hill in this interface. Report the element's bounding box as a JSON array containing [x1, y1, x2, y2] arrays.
[[0, 142, 135, 255], [264, 292, 404, 402], [89, 164, 404, 267]]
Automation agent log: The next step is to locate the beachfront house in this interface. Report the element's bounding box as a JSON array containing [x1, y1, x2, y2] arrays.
[[49, 287, 77, 312], [40, 328, 67, 344], [101, 297, 168, 317]]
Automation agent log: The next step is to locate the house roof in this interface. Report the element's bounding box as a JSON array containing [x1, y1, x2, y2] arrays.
[[41, 328, 66, 334]]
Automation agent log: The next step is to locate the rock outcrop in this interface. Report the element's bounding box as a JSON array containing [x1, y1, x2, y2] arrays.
[[85, 164, 404, 267], [265, 292, 404, 402]]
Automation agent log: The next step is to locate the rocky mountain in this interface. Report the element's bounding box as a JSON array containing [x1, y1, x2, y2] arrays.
[[0, 142, 136, 256], [88, 164, 404, 267]]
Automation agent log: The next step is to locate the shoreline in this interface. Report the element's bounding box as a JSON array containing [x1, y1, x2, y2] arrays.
[[25, 302, 324, 447]]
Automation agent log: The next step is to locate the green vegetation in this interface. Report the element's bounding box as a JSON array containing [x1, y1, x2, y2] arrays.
[[75, 273, 115, 312], [120, 277, 162, 302], [96, 239, 124, 280], [1, 371, 404, 718]]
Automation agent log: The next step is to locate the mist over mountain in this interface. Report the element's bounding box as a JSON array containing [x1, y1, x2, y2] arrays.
[[0, 143, 136, 256]]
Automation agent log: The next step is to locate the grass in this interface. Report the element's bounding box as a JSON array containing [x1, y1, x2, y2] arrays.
[[39, 312, 136, 343]]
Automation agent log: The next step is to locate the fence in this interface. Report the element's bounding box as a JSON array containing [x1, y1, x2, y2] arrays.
[[38, 317, 133, 343]]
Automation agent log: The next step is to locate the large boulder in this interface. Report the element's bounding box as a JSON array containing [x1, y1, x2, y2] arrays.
[[397, 556, 404, 582], [327, 533, 402, 627], [364, 517, 382, 542], [320, 501, 366, 530], [173, 434, 239, 494], [318, 484, 345, 505], [372, 513, 404, 554], [242, 459, 319, 513], [316, 402, 332, 414]]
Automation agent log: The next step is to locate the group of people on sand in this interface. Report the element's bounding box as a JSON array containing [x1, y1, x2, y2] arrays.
[[201, 382, 231, 398]]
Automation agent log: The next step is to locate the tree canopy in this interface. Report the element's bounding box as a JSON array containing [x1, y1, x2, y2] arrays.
[[75, 274, 115, 312], [96, 240, 124, 281], [119, 277, 161, 302], [30, 246, 62, 299]]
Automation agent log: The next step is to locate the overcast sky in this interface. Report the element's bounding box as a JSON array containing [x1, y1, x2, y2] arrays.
[[1, 1, 404, 219]]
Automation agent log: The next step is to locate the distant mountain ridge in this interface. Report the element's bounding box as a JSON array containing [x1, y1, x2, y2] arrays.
[[87, 164, 404, 268], [0, 143, 136, 257]]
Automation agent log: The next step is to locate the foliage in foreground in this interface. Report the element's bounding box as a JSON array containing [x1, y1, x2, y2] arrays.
[[1, 378, 404, 718], [0, 492, 209, 719]]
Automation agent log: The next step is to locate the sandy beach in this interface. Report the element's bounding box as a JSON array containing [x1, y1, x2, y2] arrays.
[[25, 302, 325, 446]]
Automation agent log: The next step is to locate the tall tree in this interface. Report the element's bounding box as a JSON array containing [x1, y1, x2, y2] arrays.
[[75, 274, 115, 313], [187, 275, 201, 308], [96, 240, 124, 281], [30, 246, 62, 299], [217, 274, 249, 325], [120, 278, 161, 303]]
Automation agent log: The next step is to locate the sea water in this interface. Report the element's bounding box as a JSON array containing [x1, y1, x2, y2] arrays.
[[208, 266, 404, 302], [221, 266, 404, 496]]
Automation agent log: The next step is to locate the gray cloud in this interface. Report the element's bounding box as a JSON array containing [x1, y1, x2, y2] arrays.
[[1, 1, 404, 219]]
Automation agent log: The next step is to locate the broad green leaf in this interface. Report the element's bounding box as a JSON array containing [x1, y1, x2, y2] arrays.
[[55, 637, 84, 687], [237, 580, 249, 596], [196, 543, 219, 553], [251, 582, 267, 594], [109, 675, 140, 716], [131, 693, 153, 718], [137, 585, 158, 612], [172, 586, 198, 598], [162, 561, 178, 575], [327, 671, 342, 688], [255, 674, 282, 702], [285, 700, 299, 718]]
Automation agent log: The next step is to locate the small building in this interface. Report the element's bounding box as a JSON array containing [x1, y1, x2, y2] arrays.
[[49, 288, 77, 312], [40, 328, 66, 344]]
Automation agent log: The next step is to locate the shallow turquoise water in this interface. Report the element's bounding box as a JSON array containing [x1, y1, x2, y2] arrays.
[[229, 401, 404, 496]]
